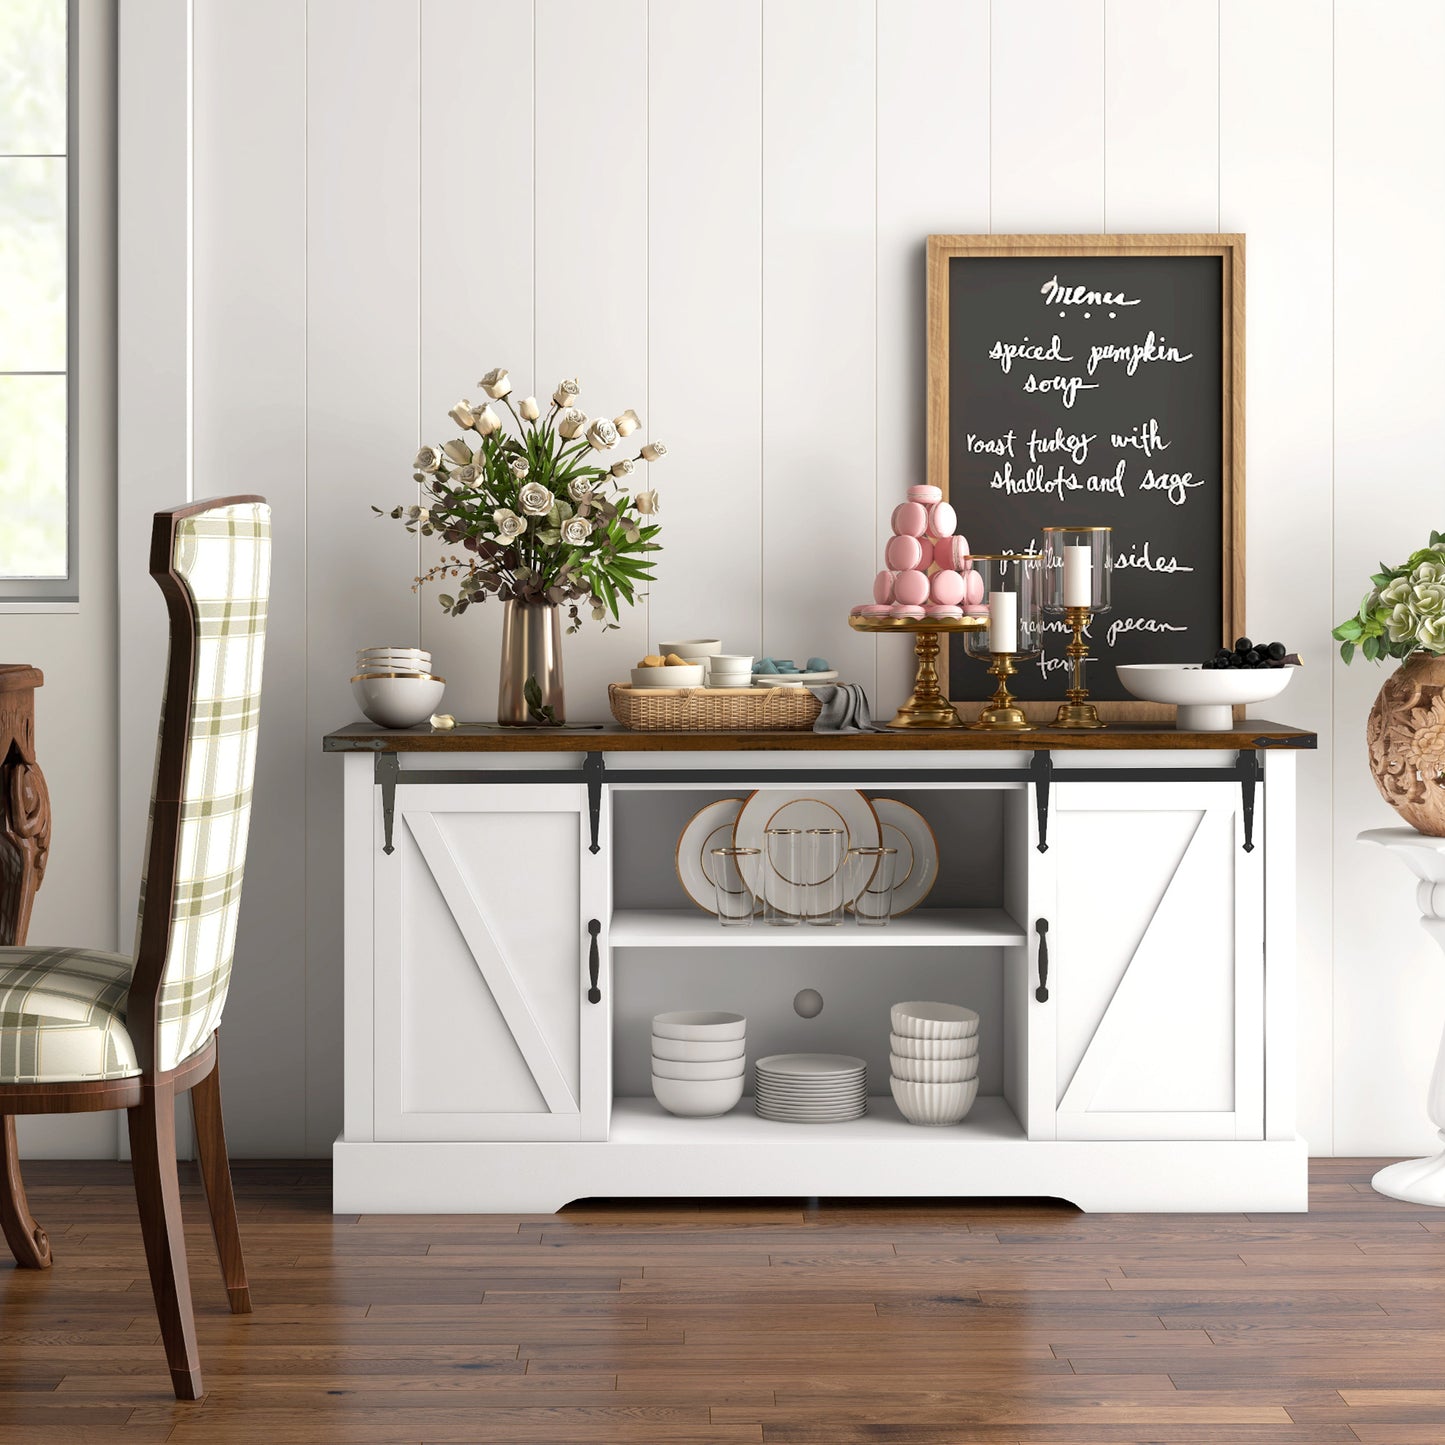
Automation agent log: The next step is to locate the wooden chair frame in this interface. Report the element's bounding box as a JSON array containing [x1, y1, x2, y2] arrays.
[[0, 496, 266, 1401]]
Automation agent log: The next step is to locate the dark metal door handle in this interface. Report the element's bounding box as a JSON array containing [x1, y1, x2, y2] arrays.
[[586, 918, 601, 1004], [1035, 918, 1050, 1002]]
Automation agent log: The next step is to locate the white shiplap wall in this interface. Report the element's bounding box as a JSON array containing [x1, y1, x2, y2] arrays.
[[101, 0, 1445, 1157]]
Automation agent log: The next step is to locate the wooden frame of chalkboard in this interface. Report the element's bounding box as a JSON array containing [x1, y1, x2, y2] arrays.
[[927, 234, 1245, 722]]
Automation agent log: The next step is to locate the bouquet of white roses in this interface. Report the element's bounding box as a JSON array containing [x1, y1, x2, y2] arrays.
[[377, 369, 664, 634], [1334, 530, 1445, 663]]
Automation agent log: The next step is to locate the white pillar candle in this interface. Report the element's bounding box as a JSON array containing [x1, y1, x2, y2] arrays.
[[1062, 544, 1092, 608], [988, 590, 1018, 653]]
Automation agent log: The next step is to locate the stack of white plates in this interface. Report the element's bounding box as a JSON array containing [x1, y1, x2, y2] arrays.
[[652, 1012, 746, 1118], [889, 1002, 980, 1126], [356, 645, 434, 678], [754, 1053, 868, 1123]]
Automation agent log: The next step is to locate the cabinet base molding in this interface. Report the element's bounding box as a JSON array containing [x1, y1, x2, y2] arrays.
[[334, 1098, 1307, 1214]]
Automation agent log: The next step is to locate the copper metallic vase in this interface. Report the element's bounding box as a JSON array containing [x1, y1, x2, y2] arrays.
[[497, 600, 566, 725]]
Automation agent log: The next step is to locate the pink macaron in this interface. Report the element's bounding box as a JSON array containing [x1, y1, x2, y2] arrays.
[[856, 603, 893, 617], [924, 604, 963, 620], [890, 500, 928, 538], [930, 569, 966, 606], [925, 501, 957, 540], [889, 604, 926, 620], [884, 533, 925, 572], [907, 484, 943, 504], [873, 569, 898, 604], [893, 569, 931, 607], [962, 568, 986, 606], [933, 535, 971, 571]]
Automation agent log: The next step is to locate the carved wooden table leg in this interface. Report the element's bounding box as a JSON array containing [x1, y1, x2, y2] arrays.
[[0, 664, 52, 1267], [1362, 828, 1445, 1205]]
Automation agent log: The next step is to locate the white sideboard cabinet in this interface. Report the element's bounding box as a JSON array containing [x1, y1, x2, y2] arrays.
[[328, 721, 1311, 1214]]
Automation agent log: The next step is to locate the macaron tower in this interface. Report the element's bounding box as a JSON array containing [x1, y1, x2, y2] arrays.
[[853, 484, 984, 622]]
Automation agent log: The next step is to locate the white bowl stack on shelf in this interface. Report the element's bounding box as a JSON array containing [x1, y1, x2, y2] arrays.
[[651, 1012, 746, 1118], [889, 1002, 980, 1126], [352, 646, 446, 728], [754, 1054, 868, 1123]]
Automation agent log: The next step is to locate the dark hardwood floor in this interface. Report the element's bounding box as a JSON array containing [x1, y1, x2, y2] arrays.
[[1, 1157, 1443, 1442]]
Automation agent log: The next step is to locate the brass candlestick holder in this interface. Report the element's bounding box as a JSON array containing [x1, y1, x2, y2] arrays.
[[847, 613, 987, 729], [971, 651, 1032, 732], [1054, 604, 1106, 729]]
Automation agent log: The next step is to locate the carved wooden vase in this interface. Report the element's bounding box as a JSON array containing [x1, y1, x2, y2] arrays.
[[1367, 653, 1445, 836]]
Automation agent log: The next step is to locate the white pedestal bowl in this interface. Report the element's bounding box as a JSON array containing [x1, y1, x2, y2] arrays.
[[1115, 663, 1295, 731]]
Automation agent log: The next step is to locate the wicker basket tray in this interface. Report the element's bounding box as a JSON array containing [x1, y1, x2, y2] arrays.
[[608, 682, 822, 732]]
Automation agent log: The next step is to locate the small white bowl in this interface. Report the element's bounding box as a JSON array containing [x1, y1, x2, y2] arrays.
[[355, 664, 432, 677], [658, 639, 722, 659], [709, 654, 754, 670], [352, 674, 447, 729], [651, 1036, 748, 1063], [630, 664, 706, 689], [651, 1055, 747, 1081], [890, 1075, 979, 1126], [358, 644, 431, 657], [889, 1031, 979, 1060], [652, 1010, 746, 1042], [891, 1052, 979, 1084], [652, 1073, 745, 1118], [890, 1002, 980, 1039], [1115, 662, 1295, 731]]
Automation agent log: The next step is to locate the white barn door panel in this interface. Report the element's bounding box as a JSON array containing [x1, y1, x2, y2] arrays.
[[372, 783, 609, 1143], [1049, 782, 1263, 1141]]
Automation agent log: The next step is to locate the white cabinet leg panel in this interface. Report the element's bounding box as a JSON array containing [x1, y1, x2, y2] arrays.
[[333, 1098, 1307, 1214]]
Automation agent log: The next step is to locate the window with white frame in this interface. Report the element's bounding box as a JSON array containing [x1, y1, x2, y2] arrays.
[[0, 0, 72, 603]]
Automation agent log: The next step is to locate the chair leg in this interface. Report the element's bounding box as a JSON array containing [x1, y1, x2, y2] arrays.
[[128, 1082, 203, 1401], [1, 1115, 52, 1269], [190, 1050, 251, 1314]]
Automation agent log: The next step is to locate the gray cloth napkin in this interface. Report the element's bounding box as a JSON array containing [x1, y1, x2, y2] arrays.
[[807, 683, 889, 732]]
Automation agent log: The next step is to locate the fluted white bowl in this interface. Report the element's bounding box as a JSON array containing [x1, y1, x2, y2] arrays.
[[890, 1075, 979, 1126], [652, 1073, 745, 1118], [889, 1031, 979, 1060], [351, 673, 446, 729], [651, 1036, 747, 1063], [652, 1011, 746, 1042], [891, 1052, 979, 1084], [890, 1001, 980, 1039], [651, 1055, 746, 1081]]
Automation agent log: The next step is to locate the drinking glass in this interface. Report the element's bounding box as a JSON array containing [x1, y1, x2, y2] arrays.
[[709, 846, 760, 927], [804, 828, 847, 926], [763, 827, 804, 926], [850, 846, 898, 927]]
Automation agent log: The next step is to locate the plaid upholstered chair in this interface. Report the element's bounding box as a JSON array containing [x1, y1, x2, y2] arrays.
[[0, 496, 269, 1400]]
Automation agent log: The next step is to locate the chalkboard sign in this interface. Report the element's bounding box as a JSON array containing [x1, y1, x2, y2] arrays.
[[926, 235, 1244, 716]]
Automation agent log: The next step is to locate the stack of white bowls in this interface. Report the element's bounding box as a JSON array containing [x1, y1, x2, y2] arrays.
[[706, 654, 754, 688], [651, 1011, 746, 1118], [352, 645, 446, 728], [889, 1001, 980, 1126]]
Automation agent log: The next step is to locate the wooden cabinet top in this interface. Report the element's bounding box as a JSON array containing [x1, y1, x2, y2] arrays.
[[324, 718, 1316, 754]]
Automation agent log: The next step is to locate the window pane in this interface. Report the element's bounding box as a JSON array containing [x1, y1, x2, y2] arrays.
[[0, 157, 66, 372], [0, 0, 67, 155], [0, 373, 67, 578]]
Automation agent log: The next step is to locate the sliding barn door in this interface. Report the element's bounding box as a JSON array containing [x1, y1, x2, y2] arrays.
[[372, 782, 609, 1142], [1046, 781, 1263, 1141]]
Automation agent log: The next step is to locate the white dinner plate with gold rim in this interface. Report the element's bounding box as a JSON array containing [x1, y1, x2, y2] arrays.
[[733, 792, 879, 917], [868, 798, 939, 916], [675, 798, 751, 915]]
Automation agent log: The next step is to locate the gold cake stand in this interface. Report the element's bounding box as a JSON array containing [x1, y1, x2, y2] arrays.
[[848, 613, 988, 729]]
